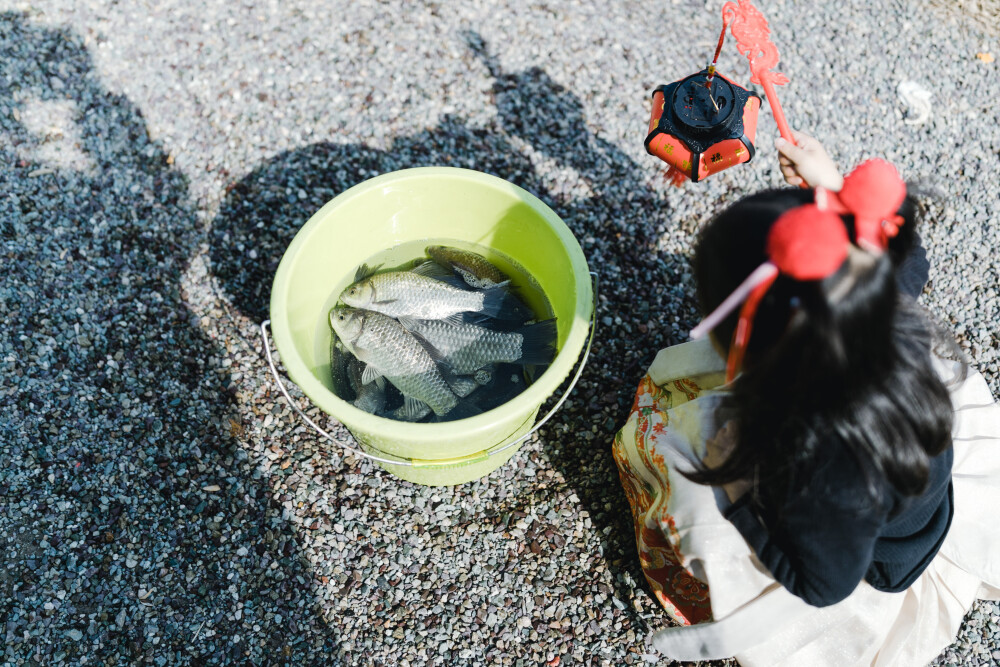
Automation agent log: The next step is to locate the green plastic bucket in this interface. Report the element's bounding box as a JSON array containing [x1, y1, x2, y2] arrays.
[[265, 167, 594, 486]]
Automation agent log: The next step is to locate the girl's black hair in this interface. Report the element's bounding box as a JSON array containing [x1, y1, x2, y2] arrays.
[[686, 187, 959, 507]]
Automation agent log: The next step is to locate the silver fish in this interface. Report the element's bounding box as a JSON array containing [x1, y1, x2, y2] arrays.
[[340, 268, 510, 321], [329, 306, 459, 420], [402, 317, 557, 375]]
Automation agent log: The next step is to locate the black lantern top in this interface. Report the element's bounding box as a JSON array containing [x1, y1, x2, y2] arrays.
[[652, 68, 758, 154]]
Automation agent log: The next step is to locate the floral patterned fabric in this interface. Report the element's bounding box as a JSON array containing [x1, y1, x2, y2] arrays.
[[612, 372, 717, 625]]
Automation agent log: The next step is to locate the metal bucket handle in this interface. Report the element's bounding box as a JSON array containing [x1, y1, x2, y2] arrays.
[[259, 271, 599, 468]]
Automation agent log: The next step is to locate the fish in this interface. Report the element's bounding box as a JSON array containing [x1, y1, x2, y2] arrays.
[[426, 245, 508, 288], [412, 257, 536, 324], [328, 306, 460, 420], [401, 316, 557, 375], [346, 356, 387, 415], [426, 363, 525, 422], [339, 267, 514, 321], [329, 336, 354, 401]]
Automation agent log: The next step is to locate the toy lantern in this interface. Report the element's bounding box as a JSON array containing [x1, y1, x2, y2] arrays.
[[645, 0, 794, 185]]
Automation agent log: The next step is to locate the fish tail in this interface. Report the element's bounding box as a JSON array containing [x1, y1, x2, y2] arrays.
[[477, 282, 509, 318], [478, 281, 532, 321], [518, 319, 558, 365]]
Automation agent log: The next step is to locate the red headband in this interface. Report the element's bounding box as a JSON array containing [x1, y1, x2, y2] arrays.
[[690, 158, 906, 382], [816, 159, 907, 252]]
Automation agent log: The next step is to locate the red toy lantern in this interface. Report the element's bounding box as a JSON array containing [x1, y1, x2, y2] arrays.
[[646, 0, 794, 185], [646, 69, 761, 183]]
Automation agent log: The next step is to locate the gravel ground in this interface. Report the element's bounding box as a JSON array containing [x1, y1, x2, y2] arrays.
[[2, 0, 998, 665]]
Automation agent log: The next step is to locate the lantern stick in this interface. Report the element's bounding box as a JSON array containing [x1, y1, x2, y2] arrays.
[[758, 79, 793, 142], [721, 0, 794, 142]]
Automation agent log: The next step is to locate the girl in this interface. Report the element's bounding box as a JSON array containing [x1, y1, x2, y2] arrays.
[[613, 132, 1000, 666]]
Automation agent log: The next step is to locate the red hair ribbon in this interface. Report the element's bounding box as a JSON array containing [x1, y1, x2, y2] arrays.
[[724, 205, 849, 381], [690, 160, 905, 381], [691, 204, 850, 382], [815, 159, 906, 252]]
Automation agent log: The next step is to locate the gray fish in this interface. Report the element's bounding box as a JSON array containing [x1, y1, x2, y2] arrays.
[[346, 357, 386, 415], [408, 259, 534, 322], [340, 267, 511, 321], [426, 245, 508, 288], [328, 306, 459, 420], [401, 317, 557, 375], [427, 363, 525, 422], [329, 336, 353, 400]]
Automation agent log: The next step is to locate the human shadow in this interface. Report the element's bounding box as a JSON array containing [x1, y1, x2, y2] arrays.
[[478, 34, 711, 634], [207, 31, 697, 638], [0, 13, 339, 665]]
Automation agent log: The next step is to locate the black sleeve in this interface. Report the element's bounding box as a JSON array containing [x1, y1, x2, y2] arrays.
[[722, 454, 890, 607]]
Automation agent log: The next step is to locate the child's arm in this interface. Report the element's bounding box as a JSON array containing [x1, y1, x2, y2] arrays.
[[775, 130, 843, 191], [721, 442, 892, 607]]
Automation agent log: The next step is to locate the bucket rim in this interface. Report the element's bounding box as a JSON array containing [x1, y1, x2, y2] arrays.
[[268, 166, 593, 447]]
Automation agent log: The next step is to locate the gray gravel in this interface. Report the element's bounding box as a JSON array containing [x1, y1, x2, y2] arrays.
[[2, 0, 998, 665]]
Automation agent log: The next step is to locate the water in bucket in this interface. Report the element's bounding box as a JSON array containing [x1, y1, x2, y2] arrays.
[[314, 238, 555, 423]]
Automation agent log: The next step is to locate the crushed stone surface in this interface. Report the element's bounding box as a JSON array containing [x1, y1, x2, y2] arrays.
[[2, 0, 998, 664]]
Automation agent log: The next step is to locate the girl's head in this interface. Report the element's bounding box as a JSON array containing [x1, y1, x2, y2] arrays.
[[689, 182, 954, 501], [693, 186, 918, 377]]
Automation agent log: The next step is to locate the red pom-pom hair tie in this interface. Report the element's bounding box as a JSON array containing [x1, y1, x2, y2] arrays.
[[690, 204, 850, 382], [815, 159, 906, 253]]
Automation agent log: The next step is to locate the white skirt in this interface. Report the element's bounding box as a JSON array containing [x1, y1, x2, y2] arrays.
[[612, 339, 1000, 667]]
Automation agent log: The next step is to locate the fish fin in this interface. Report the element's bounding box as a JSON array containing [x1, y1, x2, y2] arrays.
[[441, 314, 466, 327], [453, 265, 492, 289], [517, 318, 559, 365], [410, 259, 452, 280], [459, 311, 489, 325], [411, 259, 472, 290], [406, 329, 451, 368], [397, 315, 419, 332], [437, 272, 473, 290], [413, 260, 473, 289], [460, 311, 523, 329], [361, 364, 384, 385], [354, 263, 383, 282], [396, 396, 432, 422], [475, 283, 506, 319], [374, 376, 386, 390]]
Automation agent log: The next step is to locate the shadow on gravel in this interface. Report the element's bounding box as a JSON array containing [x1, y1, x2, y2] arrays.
[[209, 31, 694, 630], [0, 13, 338, 664]]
